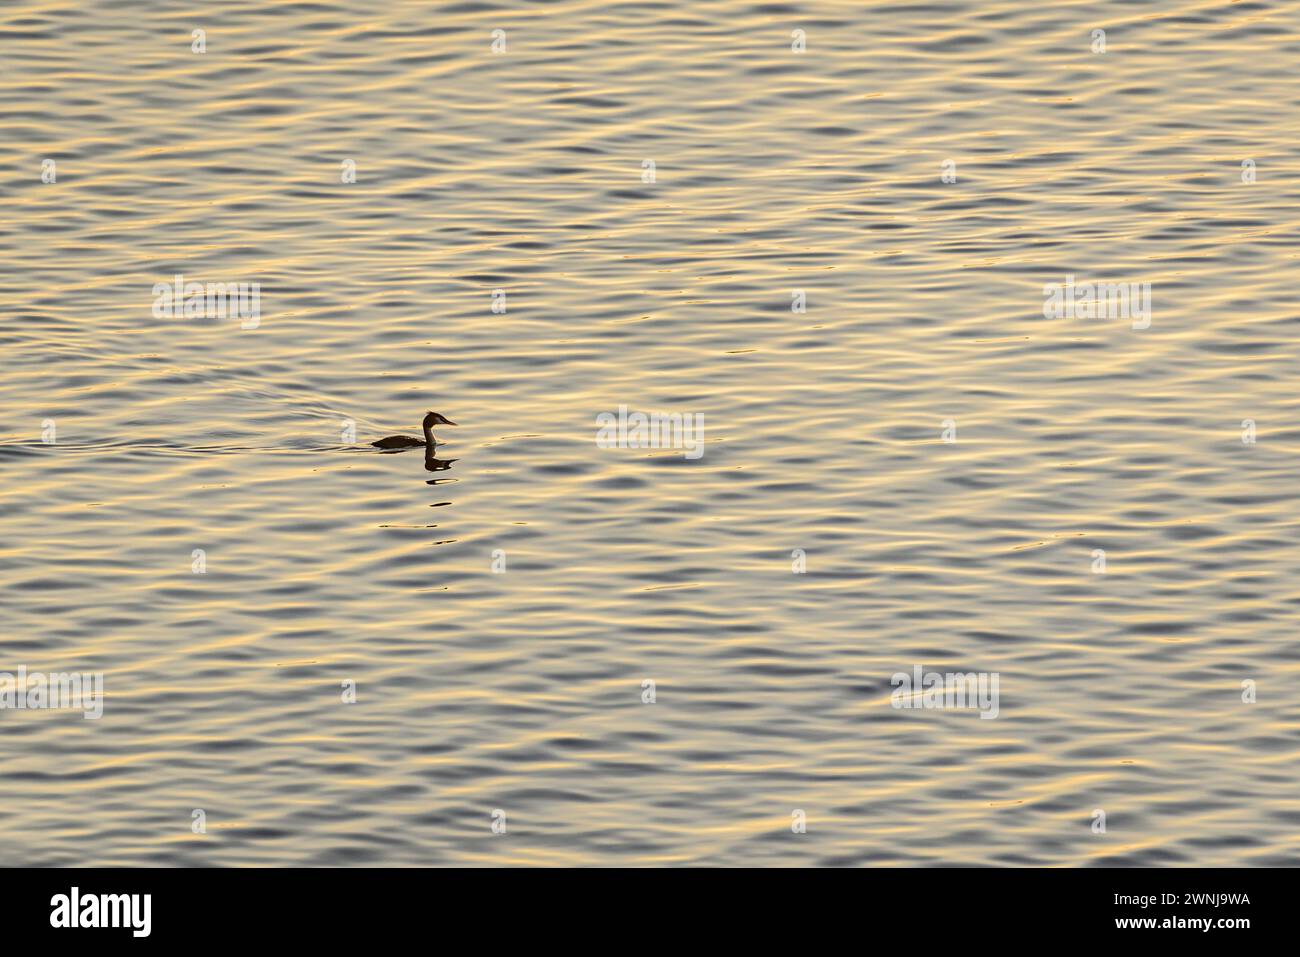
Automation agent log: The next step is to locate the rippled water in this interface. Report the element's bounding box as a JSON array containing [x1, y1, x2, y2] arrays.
[[3, 0, 1300, 866]]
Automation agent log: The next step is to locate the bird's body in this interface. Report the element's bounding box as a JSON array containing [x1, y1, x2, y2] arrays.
[[371, 411, 456, 450], [371, 434, 426, 449]]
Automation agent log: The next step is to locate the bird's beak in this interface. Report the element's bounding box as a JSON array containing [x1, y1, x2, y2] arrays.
[[443, 418, 457, 426]]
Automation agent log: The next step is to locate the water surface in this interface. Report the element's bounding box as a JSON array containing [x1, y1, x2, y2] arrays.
[[2, 0, 1300, 865]]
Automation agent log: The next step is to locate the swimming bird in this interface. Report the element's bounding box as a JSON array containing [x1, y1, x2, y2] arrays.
[[371, 411, 456, 450]]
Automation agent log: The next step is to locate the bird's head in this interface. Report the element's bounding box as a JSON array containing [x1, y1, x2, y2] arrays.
[[423, 411, 457, 427]]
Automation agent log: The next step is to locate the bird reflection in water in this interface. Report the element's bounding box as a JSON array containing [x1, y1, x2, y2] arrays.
[[373, 444, 456, 481], [424, 447, 457, 481]]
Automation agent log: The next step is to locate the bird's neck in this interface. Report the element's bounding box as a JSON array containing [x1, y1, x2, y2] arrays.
[[423, 421, 434, 444]]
